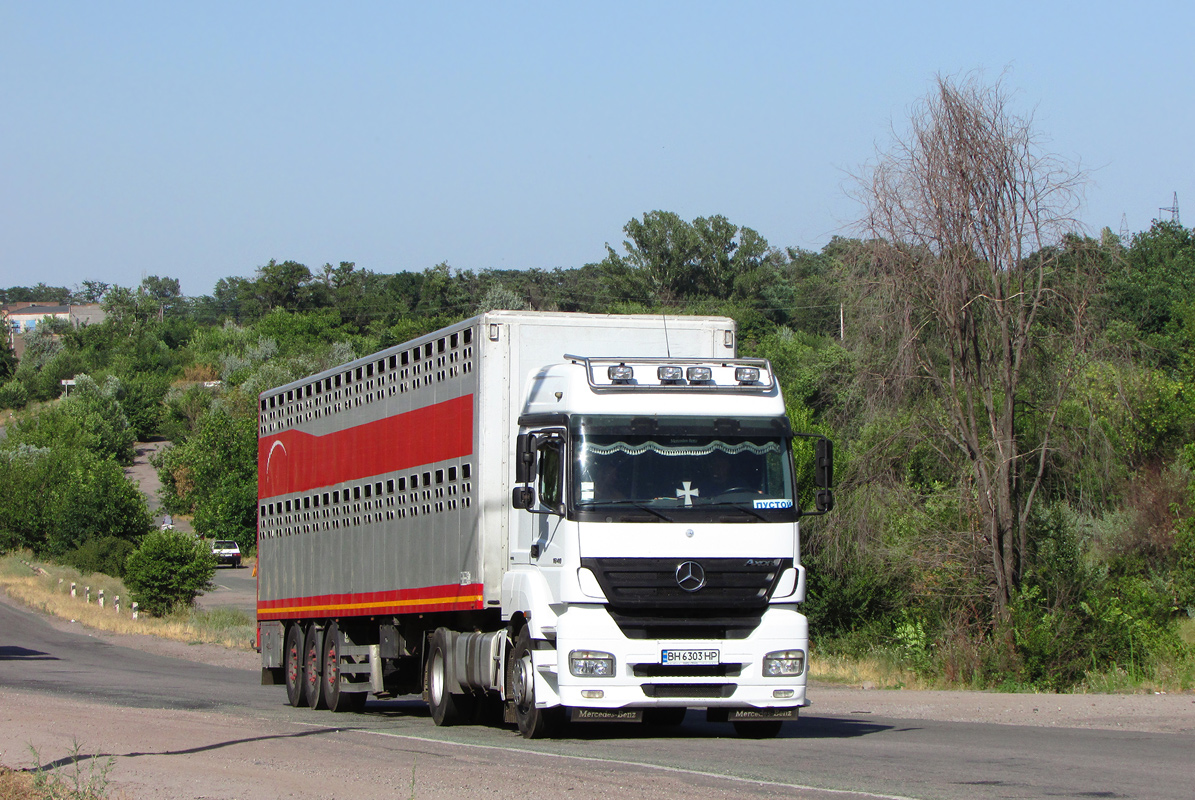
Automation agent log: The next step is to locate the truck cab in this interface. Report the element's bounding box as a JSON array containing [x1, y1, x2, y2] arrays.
[[504, 355, 831, 736]]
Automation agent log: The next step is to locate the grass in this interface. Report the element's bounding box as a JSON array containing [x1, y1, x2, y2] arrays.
[[1077, 615, 1195, 694], [0, 553, 254, 650], [811, 618, 1195, 695], [0, 741, 123, 800], [1180, 615, 1195, 646], [809, 648, 933, 690], [0, 766, 35, 800]]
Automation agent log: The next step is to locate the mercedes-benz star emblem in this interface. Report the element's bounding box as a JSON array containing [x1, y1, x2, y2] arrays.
[[675, 561, 706, 592]]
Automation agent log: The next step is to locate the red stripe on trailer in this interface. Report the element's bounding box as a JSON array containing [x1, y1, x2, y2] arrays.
[[258, 394, 473, 499], [257, 583, 485, 620]]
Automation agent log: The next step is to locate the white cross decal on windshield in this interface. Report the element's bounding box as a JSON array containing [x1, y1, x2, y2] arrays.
[[676, 481, 699, 506]]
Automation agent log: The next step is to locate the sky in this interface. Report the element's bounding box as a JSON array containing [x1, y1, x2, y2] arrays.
[[2, 1, 1192, 297]]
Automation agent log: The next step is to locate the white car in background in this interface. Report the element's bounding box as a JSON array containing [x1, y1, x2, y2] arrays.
[[211, 540, 242, 568]]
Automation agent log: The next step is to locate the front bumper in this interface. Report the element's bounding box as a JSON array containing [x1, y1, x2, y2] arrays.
[[540, 604, 808, 710]]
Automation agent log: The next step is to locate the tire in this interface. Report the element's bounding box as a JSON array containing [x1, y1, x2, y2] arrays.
[[303, 623, 327, 710], [426, 628, 473, 726], [284, 623, 307, 708], [733, 720, 784, 738], [322, 621, 369, 713], [508, 626, 564, 739], [322, 621, 346, 712]]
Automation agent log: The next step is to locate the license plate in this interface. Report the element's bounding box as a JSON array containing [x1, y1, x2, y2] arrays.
[[661, 648, 719, 665]]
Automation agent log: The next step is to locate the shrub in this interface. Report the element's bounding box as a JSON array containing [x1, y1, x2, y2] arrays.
[[60, 536, 137, 578], [0, 378, 28, 410], [123, 529, 215, 616]]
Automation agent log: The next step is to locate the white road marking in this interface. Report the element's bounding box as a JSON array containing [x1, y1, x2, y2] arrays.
[[289, 721, 917, 800]]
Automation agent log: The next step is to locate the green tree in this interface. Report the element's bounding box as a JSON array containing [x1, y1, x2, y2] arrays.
[[124, 529, 216, 616], [256, 259, 315, 311], [603, 212, 770, 304], [0, 339, 15, 382], [74, 279, 111, 303], [0, 444, 150, 554], [155, 408, 258, 550]]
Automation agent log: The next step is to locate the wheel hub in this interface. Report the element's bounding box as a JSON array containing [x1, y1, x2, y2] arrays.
[[512, 655, 534, 706]]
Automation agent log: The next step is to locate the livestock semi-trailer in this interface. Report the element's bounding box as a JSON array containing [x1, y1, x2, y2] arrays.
[[256, 311, 833, 738]]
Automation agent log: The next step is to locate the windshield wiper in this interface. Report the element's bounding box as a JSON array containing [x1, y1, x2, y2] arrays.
[[579, 500, 675, 522], [701, 502, 769, 521]]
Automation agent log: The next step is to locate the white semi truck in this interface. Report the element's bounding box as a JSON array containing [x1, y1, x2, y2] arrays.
[[256, 311, 832, 738]]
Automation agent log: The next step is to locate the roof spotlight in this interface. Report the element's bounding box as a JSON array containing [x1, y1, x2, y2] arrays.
[[735, 367, 761, 384]]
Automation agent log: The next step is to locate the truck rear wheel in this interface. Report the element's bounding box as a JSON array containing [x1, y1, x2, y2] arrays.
[[303, 624, 327, 710], [284, 623, 307, 708], [427, 628, 473, 726], [508, 627, 563, 739]]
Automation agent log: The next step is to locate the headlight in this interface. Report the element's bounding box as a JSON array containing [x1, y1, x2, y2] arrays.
[[762, 649, 805, 677], [569, 650, 615, 677]]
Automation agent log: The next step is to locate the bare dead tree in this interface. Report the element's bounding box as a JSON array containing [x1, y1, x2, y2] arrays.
[[855, 73, 1095, 620]]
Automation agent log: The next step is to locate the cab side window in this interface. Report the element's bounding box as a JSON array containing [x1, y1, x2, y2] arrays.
[[537, 440, 563, 511]]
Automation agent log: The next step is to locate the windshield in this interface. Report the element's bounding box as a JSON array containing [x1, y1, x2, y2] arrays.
[[570, 415, 797, 521]]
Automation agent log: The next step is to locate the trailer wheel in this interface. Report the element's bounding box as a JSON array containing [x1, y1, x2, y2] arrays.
[[303, 624, 327, 710], [733, 720, 783, 738], [322, 621, 367, 712], [427, 628, 473, 726], [509, 626, 563, 739], [323, 621, 347, 712], [284, 623, 307, 708]]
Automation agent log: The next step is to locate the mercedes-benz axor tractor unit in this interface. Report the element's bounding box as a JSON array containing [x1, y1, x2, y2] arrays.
[[256, 311, 833, 738]]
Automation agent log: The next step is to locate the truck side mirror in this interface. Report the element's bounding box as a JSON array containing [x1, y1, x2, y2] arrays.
[[814, 438, 833, 489], [515, 433, 537, 484], [512, 486, 536, 510], [815, 488, 834, 514]]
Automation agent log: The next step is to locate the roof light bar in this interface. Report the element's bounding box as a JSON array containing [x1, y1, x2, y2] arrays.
[[686, 366, 712, 382]]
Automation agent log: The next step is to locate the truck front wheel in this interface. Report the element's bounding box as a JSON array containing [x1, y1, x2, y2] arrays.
[[508, 627, 563, 739]]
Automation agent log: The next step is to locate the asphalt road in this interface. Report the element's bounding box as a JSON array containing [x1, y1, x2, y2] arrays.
[[2, 597, 1193, 799], [196, 561, 257, 616]]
